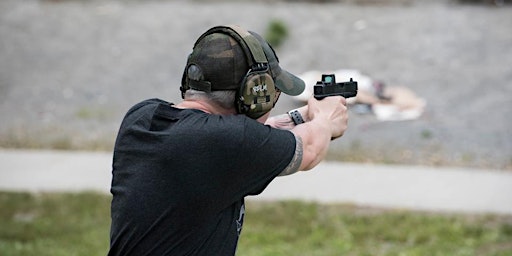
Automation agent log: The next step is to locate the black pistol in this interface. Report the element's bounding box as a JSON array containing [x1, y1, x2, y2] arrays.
[[313, 74, 358, 100]]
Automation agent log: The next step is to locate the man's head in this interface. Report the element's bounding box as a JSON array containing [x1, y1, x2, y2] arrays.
[[181, 25, 305, 119]]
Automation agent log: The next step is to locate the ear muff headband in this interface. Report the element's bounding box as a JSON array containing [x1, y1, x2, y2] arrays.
[[195, 25, 268, 68]]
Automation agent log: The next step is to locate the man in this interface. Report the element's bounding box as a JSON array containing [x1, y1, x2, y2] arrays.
[[109, 25, 348, 255]]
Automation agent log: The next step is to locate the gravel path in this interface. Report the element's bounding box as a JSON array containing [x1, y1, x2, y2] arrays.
[[0, 0, 511, 169], [2, 149, 511, 215]]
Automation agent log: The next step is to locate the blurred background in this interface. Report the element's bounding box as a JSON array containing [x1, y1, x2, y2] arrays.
[[0, 0, 511, 170], [1, 0, 512, 255]]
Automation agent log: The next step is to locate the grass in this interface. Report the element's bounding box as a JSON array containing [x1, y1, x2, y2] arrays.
[[325, 140, 512, 171], [0, 192, 111, 256], [1, 192, 511, 256], [240, 202, 512, 256], [0, 127, 115, 152]]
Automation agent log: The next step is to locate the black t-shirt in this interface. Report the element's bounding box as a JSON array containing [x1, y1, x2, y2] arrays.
[[109, 99, 296, 256]]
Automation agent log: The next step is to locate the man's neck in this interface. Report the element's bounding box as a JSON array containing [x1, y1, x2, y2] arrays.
[[174, 100, 237, 115]]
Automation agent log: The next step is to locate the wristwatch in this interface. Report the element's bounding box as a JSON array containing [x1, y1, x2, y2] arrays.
[[288, 109, 305, 125]]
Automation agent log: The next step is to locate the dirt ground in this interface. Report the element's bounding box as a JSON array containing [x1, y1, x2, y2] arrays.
[[0, 0, 511, 170]]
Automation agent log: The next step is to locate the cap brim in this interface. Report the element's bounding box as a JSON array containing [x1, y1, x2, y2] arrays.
[[274, 69, 305, 96]]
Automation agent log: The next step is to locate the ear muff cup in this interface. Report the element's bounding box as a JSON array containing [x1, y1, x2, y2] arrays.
[[237, 70, 276, 119]]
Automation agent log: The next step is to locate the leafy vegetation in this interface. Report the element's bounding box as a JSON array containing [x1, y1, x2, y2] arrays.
[[264, 20, 289, 48]]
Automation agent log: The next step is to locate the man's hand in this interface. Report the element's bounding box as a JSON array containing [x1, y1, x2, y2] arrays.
[[306, 96, 348, 139]]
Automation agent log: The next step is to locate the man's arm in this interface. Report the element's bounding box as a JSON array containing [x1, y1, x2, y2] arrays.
[[277, 134, 303, 176], [266, 97, 347, 173], [288, 97, 348, 171]]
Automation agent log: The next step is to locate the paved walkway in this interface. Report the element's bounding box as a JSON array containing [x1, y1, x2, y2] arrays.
[[1, 149, 511, 215]]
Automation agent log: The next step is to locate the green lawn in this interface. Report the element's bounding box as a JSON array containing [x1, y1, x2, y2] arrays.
[[1, 192, 511, 256]]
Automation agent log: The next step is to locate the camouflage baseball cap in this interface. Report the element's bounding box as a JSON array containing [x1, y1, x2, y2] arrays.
[[182, 26, 305, 96]]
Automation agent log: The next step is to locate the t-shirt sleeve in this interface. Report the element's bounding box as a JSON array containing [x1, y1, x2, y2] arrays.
[[201, 115, 296, 202]]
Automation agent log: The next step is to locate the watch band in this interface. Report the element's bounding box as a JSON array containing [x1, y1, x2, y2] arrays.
[[288, 109, 305, 125]]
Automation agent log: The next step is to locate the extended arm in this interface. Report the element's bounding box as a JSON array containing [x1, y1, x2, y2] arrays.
[[293, 96, 347, 170], [266, 97, 348, 173]]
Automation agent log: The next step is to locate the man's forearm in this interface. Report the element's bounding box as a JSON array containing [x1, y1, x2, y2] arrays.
[[266, 104, 332, 171], [265, 106, 308, 130], [290, 118, 331, 171]]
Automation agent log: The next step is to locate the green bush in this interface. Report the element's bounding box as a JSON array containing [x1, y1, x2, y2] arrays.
[[265, 20, 289, 48]]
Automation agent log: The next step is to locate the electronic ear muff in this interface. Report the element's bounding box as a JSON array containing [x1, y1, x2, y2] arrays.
[[181, 25, 276, 119], [237, 67, 276, 119]]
